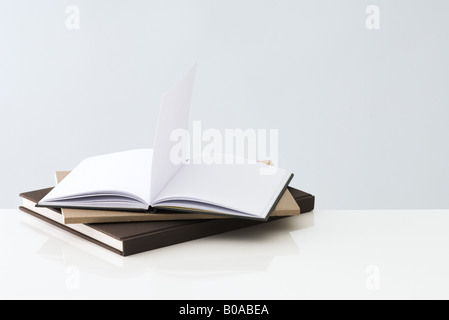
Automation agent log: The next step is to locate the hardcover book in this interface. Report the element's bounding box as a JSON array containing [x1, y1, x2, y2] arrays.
[[55, 171, 300, 224], [20, 186, 315, 256]]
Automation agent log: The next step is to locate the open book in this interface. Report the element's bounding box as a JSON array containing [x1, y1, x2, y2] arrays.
[[37, 65, 294, 221], [55, 170, 299, 224]]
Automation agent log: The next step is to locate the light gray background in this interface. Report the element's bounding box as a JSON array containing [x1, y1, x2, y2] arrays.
[[1, 0, 448, 209]]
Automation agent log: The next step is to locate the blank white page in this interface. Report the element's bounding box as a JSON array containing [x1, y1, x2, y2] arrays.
[[152, 161, 292, 219], [150, 64, 196, 203], [40, 149, 153, 206]]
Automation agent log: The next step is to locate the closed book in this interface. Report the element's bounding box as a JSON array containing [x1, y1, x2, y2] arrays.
[[19, 186, 315, 256]]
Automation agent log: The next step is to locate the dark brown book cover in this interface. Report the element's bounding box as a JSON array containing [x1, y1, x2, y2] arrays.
[[19, 186, 315, 256]]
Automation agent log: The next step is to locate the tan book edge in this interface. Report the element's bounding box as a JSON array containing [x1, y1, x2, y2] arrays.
[[56, 170, 300, 224]]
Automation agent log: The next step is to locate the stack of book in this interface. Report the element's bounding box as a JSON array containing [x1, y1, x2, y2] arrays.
[[19, 65, 315, 256]]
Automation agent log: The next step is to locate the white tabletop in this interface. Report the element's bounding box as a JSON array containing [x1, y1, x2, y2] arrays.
[[1, 208, 449, 299]]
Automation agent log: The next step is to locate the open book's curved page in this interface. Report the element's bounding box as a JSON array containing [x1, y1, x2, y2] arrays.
[[39, 149, 153, 210], [150, 64, 197, 203], [152, 160, 292, 220]]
